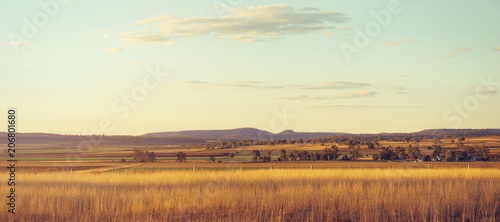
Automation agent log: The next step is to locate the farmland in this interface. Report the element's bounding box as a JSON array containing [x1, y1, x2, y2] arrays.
[[2, 133, 500, 221], [4, 134, 500, 162]]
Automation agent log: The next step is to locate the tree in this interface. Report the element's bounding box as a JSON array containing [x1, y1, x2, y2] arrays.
[[322, 146, 340, 161], [133, 149, 156, 162], [176, 152, 187, 162], [314, 151, 321, 161], [379, 148, 395, 160], [372, 154, 379, 160], [423, 155, 431, 162], [432, 145, 443, 158], [133, 149, 142, 162], [366, 142, 375, 149], [279, 150, 287, 161], [477, 146, 490, 159], [394, 147, 407, 160], [147, 151, 156, 162], [209, 155, 216, 162], [350, 146, 361, 160], [458, 136, 465, 142], [445, 150, 456, 161], [296, 151, 311, 161], [407, 146, 421, 161], [251, 150, 261, 162], [464, 146, 476, 159], [458, 151, 468, 161], [262, 151, 272, 162]]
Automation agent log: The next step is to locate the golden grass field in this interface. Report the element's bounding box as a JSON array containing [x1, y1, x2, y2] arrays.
[[1, 168, 499, 221]]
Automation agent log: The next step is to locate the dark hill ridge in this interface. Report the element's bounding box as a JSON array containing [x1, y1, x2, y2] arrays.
[[143, 128, 500, 140], [414, 129, 500, 137], [144, 127, 273, 140], [143, 128, 350, 140]]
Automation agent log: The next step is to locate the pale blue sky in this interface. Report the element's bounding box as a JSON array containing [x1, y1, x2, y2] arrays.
[[1, 0, 499, 135]]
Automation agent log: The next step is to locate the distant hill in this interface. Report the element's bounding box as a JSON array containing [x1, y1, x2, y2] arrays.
[[413, 129, 500, 137], [144, 128, 351, 140], [144, 128, 500, 140], [144, 128, 274, 140]]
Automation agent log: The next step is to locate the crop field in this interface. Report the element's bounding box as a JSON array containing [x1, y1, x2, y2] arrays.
[[4, 135, 499, 162], [1, 168, 498, 221]]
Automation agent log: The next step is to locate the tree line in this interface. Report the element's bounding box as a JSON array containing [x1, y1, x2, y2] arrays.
[[250, 146, 364, 162], [374, 144, 493, 161]]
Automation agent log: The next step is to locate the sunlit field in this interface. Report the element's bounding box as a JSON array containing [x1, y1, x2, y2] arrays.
[[1, 169, 499, 221]]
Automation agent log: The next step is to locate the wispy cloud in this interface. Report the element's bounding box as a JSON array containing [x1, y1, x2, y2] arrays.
[[396, 91, 410, 94], [175, 80, 371, 90], [276, 90, 378, 101], [121, 31, 174, 46], [478, 89, 498, 95], [276, 95, 330, 101], [218, 81, 282, 89], [303, 81, 371, 90], [332, 90, 377, 99], [175, 81, 208, 84], [106, 47, 124, 52], [384, 41, 398, 47], [386, 86, 410, 94], [120, 4, 349, 45], [494, 47, 500, 51], [384, 39, 415, 47], [438, 48, 471, 60], [311, 104, 423, 109], [175, 80, 281, 89], [8, 41, 31, 46]]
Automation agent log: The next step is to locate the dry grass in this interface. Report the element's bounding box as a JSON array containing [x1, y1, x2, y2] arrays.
[[1, 169, 499, 221]]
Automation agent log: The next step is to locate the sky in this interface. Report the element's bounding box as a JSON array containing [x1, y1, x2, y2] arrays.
[[1, 0, 499, 135]]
